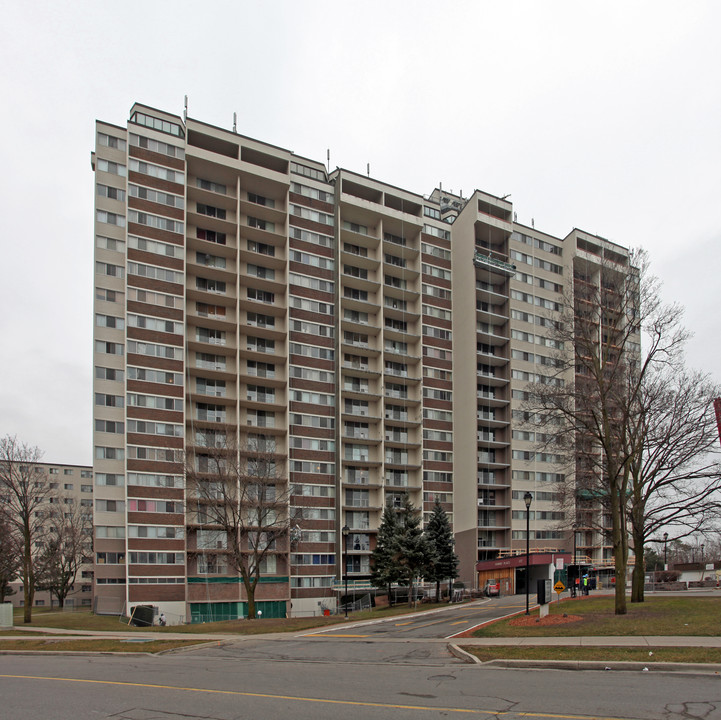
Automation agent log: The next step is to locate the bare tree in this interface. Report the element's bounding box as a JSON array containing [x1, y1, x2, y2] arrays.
[[36, 500, 93, 608], [0, 513, 20, 601], [628, 368, 721, 601], [0, 436, 49, 622], [185, 428, 292, 619], [528, 249, 692, 615]]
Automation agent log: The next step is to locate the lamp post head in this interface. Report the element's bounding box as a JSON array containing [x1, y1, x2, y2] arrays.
[[342, 525, 350, 538], [524, 491, 533, 509], [663, 532, 668, 542]]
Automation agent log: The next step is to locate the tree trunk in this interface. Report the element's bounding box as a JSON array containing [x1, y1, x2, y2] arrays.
[[435, 580, 440, 603], [610, 478, 628, 615], [23, 526, 32, 624], [246, 587, 256, 619], [408, 577, 414, 607], [631, 551, 645, 603], [630, 508, 645, 603]]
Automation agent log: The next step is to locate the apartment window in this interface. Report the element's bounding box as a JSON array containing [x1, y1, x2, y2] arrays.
[[130, 112, 183, 137], [247, 240, 275, 256], [128, 340, 183, 360], [95, 393, 124, 408], [96, 159, 127, 176], [127, 394, 183, 411], [130, 132, 184, 156], [289, 227, 333, 248], [247, 191, 273, 206], [290, 182, 333, 204], [289, 296, 334, 315], [129, 185, 184, 209], [344, 287, 367, 301], [247, 287, 274, 304], [96, 236, 125, 253], [290, 205, 333, 226], [128, 552, 184, 564], [197, 203, 226, 220], [290, 250, 333, 271], [96, 210, 126, 227], [423, 325, 451, 340], [95, 288, 122, 303], [129, 158, 184, 184], [97, 184, 126, 201], [248, 216, 275, 232], [290, 413, 334, 430], [128, 262, 183, 284], [95, 420, 124, 434], [95, 447, 125, 460], [247, 263, 275, 280], [247, 336, 275, 353], [197, 228, 226, 245], [423, 284, 451, 300], [421, 243, 451, 261], [98, 133, 126, 150], [423, 224, 450, 240], [290, 162, 327, 182], [128, 210, 183, 234], [95, 314, 124, 330], [291, 391, 333, 406], [95, 341, 124, 356], [289, 343, 334, 361]]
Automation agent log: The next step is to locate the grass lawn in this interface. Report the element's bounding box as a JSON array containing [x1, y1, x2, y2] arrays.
[[472, 596, 721, 637], [0, 638, 208, 653], [465, 646, 721, 664], [7, 601, 453, 635]]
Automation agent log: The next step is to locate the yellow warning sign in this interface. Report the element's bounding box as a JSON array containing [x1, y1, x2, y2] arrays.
[[554, 581, 566, 593]]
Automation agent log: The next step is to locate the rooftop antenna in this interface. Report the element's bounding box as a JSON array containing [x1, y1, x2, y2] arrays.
[[183, 95, 188, 122], [531, 218, 535, 228], [233, 112, 237, 133], [327, 149, 330, 171], [367, 163, 370, 177]]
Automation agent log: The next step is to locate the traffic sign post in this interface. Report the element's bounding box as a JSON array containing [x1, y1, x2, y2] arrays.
[[554, 580, 566, 600]]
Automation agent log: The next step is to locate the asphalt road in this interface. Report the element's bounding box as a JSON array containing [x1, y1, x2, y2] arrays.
[[2, 651, 721, 720], [314, 596, 530, 639]]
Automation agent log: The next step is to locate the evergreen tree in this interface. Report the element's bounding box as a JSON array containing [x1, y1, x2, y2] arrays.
[[395, 496, 434, 606], [425, 499, 459, 601], [371, 501, 401, 603]]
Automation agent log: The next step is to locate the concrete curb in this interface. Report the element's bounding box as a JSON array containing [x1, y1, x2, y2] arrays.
[[447, 643, 482, 664], [479, 659, 721, 674]]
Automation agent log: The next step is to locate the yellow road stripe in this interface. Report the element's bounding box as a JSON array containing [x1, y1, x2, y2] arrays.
[[450, 620, 468, 625], [0, 674, 644, 720], [395, 621, 414, 626]]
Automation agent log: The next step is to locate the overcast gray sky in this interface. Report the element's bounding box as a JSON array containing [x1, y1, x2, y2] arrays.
[[0, 1, 719, 464]]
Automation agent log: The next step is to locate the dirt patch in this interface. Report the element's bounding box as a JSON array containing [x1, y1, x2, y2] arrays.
[[509, 614, 582, 626]]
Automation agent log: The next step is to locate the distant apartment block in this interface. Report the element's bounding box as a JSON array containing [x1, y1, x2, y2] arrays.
[[4, 462, 94, 609]]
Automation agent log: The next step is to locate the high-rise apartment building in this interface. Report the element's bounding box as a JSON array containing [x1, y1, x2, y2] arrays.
[[92, 103, 629, 621]]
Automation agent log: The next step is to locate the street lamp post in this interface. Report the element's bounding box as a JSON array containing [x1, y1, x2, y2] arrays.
[[663, 532, 668, 570], [701, 544, 705, 564], [524, 492, 533, 615], [342, 525, 350, 619]]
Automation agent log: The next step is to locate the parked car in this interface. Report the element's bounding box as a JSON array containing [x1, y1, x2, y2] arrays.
[[483, 579, 500, 596]]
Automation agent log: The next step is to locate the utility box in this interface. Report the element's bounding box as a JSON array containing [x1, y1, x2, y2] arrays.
[[537, 578, 552, 606], [0, 602, 12, 628]]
